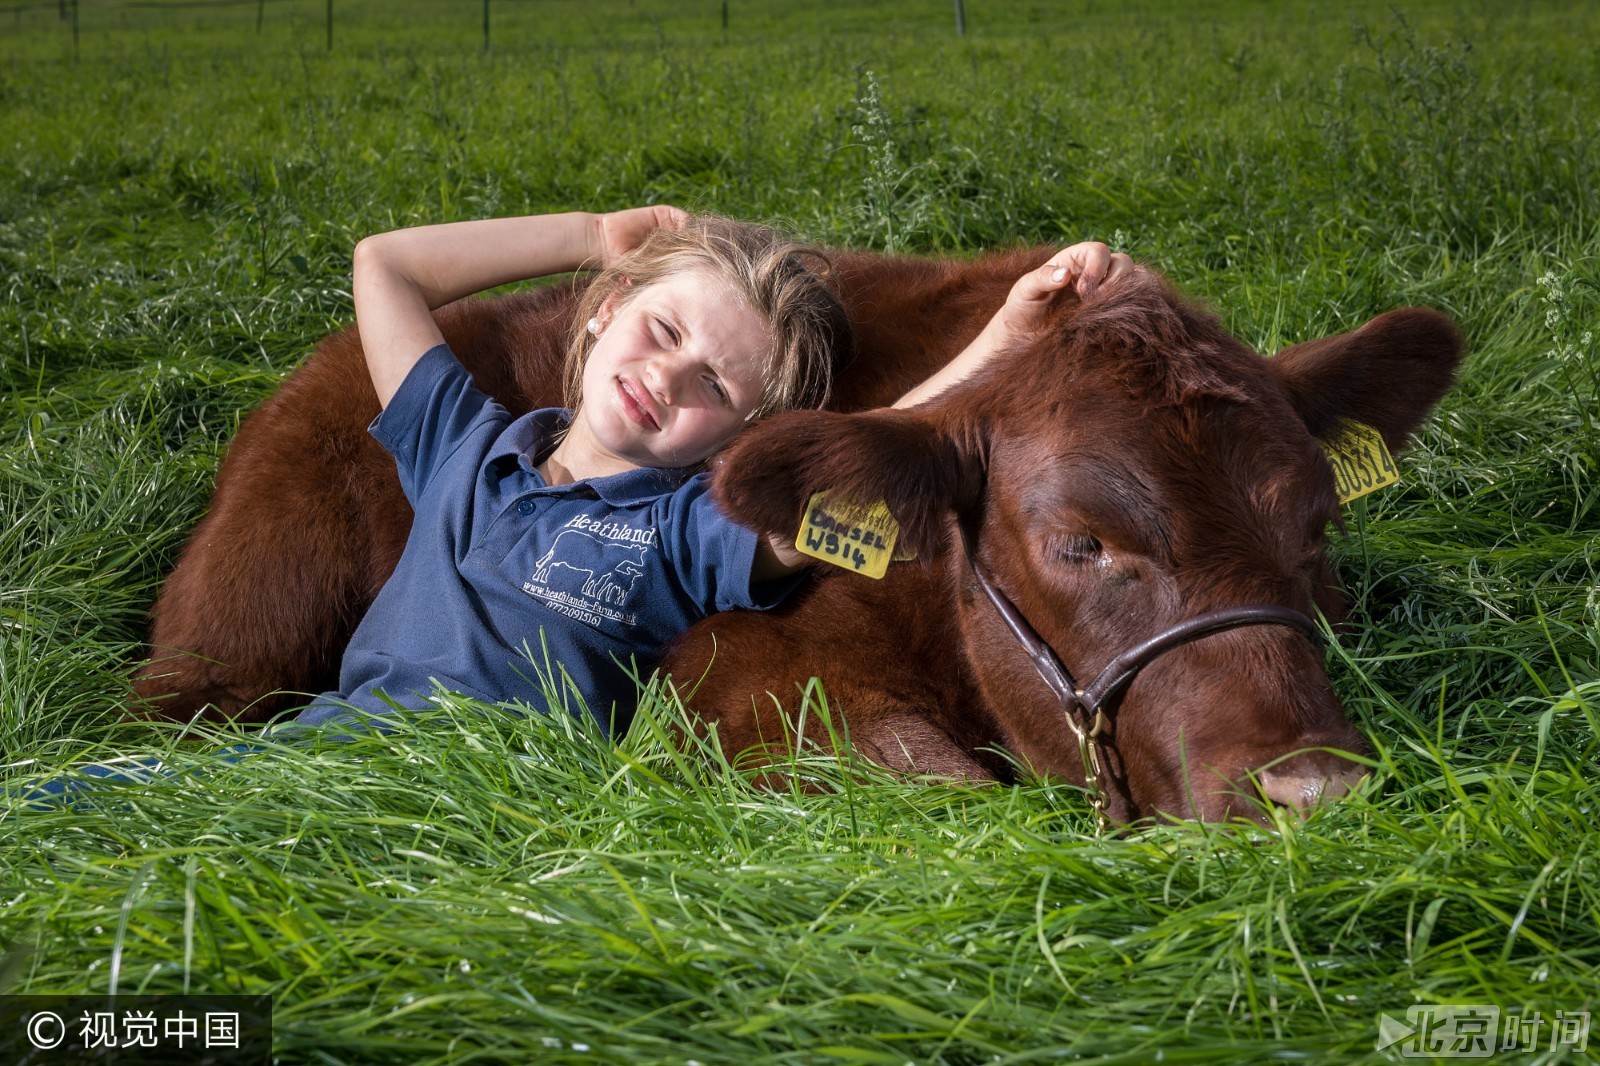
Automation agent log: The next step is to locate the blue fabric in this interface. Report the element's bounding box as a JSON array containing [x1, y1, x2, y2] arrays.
[[7, 344, 790, 808], [295, 344, 790, 737], [9, 743, 264, 808]]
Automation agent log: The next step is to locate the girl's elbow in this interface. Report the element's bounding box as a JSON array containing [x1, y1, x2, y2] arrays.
[[351, 232, 392, 279]]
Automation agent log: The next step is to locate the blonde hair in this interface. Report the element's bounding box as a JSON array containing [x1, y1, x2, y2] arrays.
[[563, 214, 849, 422]]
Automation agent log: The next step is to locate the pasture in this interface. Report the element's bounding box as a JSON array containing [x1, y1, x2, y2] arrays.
[[2, 0, 1597, 1060]]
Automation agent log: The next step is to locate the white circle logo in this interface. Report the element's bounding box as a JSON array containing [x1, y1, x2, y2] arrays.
[[26, 1010, 66, 1049]]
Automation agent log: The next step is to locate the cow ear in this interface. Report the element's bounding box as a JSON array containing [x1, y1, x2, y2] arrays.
[[1270, 307, 1464, 453], [711, 408, 980, 561]]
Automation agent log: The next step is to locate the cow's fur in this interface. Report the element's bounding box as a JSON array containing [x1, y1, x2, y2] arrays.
[[131, 249, 1462, 821], [678, 268, 1462, 821]]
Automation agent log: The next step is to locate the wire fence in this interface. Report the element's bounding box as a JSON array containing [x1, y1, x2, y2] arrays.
[[4, 0, 971, 54], [0, 0, 735, 55]]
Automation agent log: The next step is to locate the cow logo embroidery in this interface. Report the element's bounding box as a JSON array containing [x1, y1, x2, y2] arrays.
[[521, 515, 656, 628]]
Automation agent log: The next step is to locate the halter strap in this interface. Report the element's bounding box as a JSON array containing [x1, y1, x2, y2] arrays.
[[959, 521, 1323, 826]]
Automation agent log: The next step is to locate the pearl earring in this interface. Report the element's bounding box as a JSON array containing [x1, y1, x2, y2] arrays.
[[586, 317, 602, 336]]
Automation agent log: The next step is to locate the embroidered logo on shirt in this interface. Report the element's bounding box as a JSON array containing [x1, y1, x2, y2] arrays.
[[521, 517, 656, 628]]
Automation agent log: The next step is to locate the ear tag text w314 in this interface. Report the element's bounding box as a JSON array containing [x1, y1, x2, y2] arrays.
[[796, 492, 907, 578], [1324, 421, 1400, 504]]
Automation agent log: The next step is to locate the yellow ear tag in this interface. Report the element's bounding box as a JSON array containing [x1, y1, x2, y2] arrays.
[[1324, 421, 1400, 504], [796, 492, 904, 578]]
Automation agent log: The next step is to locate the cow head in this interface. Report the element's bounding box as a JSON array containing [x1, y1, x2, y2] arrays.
[[713, 269, 1463, 823]]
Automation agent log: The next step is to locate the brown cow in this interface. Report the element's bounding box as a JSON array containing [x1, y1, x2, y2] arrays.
[[672, 267, 1462, 822], [131, 249, 1462, 822]]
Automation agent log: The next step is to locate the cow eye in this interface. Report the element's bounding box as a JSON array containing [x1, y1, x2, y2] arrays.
[[1051, 534, 1103, 563]]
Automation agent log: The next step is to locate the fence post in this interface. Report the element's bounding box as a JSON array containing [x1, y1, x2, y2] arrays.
[[326, 0, 333, 51], [954, 0, 965, 37], [483, 0, 490, 52], [257, 0, 265, 33]]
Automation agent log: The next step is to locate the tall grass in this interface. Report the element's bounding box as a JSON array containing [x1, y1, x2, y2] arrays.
[[2, 1, 1597, 1061]]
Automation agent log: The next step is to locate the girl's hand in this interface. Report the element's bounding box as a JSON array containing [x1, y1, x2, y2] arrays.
[[891, 240, 1134, 409], [356, 210, 668, 410], [992, 241, 1134, 342], [595, 205, 689, 266]]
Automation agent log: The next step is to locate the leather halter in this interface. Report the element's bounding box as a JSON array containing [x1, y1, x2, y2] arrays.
[[958, 524, 1324, 827]]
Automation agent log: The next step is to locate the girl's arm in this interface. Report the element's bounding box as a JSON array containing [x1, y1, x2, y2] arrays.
[[752, 536, 810, 582], [353, 207, 685, 408], [892, 241, 1133, 409], [750, 241, 1132, 581]]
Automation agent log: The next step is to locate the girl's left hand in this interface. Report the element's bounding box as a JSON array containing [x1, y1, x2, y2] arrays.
[[890, 241, 1135, 409], [595, 205, 689, 266], [992, 241, 1135, 341]]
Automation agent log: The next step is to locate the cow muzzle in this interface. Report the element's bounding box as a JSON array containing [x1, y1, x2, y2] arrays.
[[1254, 749, 1368, 812]]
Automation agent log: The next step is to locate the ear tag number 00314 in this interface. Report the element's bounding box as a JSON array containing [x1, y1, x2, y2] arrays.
[[796, 492, 907, 579], [1325, 421, 1400, 504]]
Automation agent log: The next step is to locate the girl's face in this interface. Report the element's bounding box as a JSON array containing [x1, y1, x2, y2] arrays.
[[568, 268, 770, 474]]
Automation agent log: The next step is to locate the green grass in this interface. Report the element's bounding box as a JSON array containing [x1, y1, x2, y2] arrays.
[[2, 0, 1598, 1061]]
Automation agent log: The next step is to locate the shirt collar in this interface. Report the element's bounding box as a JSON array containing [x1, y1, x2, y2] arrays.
[[487, 407, 699, 504]]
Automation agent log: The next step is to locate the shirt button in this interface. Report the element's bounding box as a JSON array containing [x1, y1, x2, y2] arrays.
[[517, 499, 535, 516]]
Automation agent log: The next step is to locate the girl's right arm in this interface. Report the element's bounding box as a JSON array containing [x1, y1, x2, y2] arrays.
[[353, 207, 684, 408]]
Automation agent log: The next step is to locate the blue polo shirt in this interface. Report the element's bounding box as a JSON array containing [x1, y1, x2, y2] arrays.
[[294, 344, 789, 736]]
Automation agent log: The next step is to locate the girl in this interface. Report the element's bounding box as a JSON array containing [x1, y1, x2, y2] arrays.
[[293, 206, 1132, 737], [15, 209, 1128, 800]]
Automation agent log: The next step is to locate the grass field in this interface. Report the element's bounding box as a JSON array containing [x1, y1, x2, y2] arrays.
[[2, 0, 1598, 1062]]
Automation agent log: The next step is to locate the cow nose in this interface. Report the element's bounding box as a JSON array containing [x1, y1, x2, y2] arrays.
[[1255, 752, 1367, 812]]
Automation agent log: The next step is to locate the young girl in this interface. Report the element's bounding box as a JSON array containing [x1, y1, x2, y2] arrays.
[[13, 209, 1128, 800], [291, 206, 1131, 737]]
